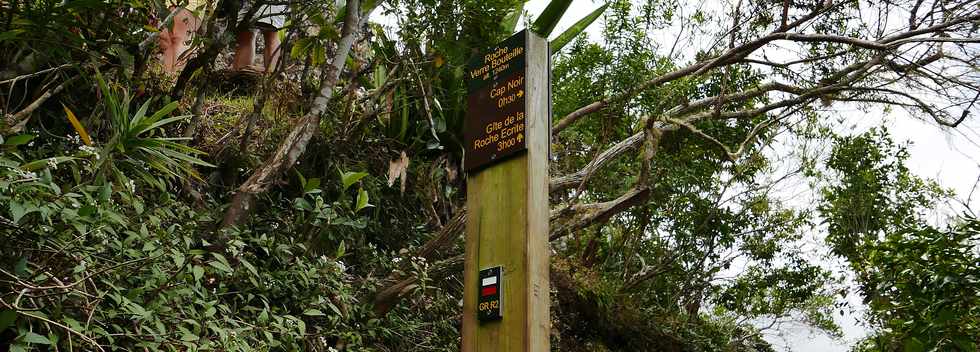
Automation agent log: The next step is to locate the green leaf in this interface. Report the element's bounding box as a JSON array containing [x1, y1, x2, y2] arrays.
[[20, 157, 78, 171], [398, 89, 409, 141], [294, 197, 312, 211], [139, 115, 191, 136], [372, 64, 388, 89], [239, 258, 259, 278], [952, 337, 976, 351], [192, 265, 204, 282], [295, 169, 307, 189], [141, 101, 180, 129], [302, 309, 325, 316], [291, 37, 316, 60], [13, 257, 27, 276], [130, 99, 153, 128], [336, 241, 346, 258], [3, 134, 34, 146], [312, 44, 327, 66], [173, 251, 185, 269], [903, 337, 925, 352], [550, 3, 608, 54], [78, 205, 97, 217], [305, 178, 321, 193], [362, 0, 381, 11], [0, 310, 16, 331], [355, 188, 371, 212], [99, 182, 112, 203], [208, 259, 233, 274], [532, 0, 573, 36], [128, 303, 150, 320], [9, 202, 30, 223], [0, 29, 25, 42], [933, 308, 955, 325], [501, 1, 527, 33], [296, 317, 306, 334], [341, 171, 368, 191], [22, 331, 51, 345], [326, 301, 343, 316]]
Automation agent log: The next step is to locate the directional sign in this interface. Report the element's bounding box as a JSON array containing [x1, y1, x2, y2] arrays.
[[462, 30, 550, 352], [477, 266, 502, 322], [465, 30, 527, 172]]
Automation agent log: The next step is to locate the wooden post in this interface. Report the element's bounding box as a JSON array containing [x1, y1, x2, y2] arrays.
[[462, 30, 550, 352]]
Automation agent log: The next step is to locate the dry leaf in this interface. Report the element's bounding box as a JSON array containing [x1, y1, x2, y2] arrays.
[[387, 151, 410, 194], [445, 159, 457, 183]]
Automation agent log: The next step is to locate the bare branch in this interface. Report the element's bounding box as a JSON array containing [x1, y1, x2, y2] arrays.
[[551, 131, 645, 193], [222, 0, 377, 228], [552, 6, 979, 135], [0, 64, 72, 86], [4, 75, 78, 133], [550, 186, 652, 241]]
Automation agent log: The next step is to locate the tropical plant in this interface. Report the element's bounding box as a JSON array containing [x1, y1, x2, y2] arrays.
[[91, 74, 214, 189], [1, 0, 979, 351]]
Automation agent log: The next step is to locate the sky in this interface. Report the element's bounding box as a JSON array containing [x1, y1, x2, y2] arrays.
[[377, 1, 980, 350], [514, 1, 980, 351]]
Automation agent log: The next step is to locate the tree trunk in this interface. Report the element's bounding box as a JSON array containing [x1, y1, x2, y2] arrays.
[[221, 0, 364, 228]]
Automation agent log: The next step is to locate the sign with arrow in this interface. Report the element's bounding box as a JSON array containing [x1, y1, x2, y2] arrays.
[[462, 28, 550, 352], [464, 30, 528, 172]]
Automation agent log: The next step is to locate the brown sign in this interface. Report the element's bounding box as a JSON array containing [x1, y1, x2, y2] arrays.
[[465, 30, 527, 172]]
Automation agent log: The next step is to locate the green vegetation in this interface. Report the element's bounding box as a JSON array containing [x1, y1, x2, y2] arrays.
[[820, 130, 980, 351], [1, 0, 978, 351]]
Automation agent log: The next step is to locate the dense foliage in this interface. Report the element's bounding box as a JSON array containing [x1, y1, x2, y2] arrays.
[[819, 130, 980, 352], [1, 0, 978, 351]]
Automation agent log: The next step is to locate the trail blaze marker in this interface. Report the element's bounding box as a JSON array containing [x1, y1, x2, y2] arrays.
[[462, 29, 551, 352], [477, 266, 503, 322]]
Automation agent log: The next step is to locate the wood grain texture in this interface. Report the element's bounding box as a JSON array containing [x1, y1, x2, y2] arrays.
[[462, 30, 550, 352], [524, 30, 551, 352]]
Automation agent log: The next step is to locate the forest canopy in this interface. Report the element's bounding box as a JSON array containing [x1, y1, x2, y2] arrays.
[[0, 0, 978, 351]]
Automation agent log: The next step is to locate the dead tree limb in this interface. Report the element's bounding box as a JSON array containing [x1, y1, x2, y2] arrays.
[[4, 75, 78, 133], [222, 0, 375, 228]]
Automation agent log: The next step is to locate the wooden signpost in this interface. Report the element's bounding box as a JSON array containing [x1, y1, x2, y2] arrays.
[[462, 29, 550, 352]]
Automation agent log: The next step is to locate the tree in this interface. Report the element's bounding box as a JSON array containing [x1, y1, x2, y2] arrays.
[[1, 0, 979, 350], [820, 129, 980, 351], [367, 0, 980, 342]]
